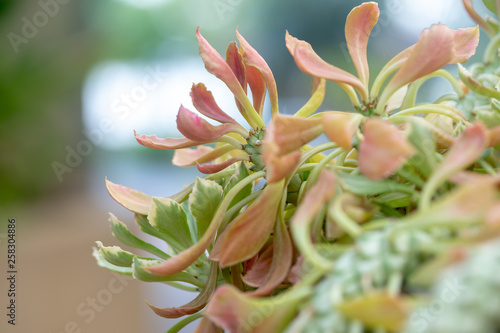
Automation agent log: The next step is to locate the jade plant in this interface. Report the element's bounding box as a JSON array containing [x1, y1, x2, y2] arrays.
[[93, 1, 500, 332]]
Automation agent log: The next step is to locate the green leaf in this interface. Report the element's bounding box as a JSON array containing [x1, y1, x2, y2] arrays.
[[132, 257, 205, 288], [482, 0, 497, 13], [135, 213, 175, 247], [109, 213, 169, 260], [223, 162, 253, 209], [92, 247, 133, 275], [373, 192, 411, 208], [338, 173, 415, 196], [96, 241, 154, 267], [477, 109, 500, 128], [148, 197, 193, 252], [407, 120, 437, 178], [189, 177, 224, 238]]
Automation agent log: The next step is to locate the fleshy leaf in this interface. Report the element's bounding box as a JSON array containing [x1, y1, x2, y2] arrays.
[[458, 63, 500, 99], [216, 180, 284, 268], [336, 292, 408, 332], [196, 27, 262, 128], [242, 245, 274, 287], [173, 145, 236, 167], [177, 105, 243, 142], [406, 119, 438, 178], [451, 26, 480, 64], [322, 112, 362, 149], [291, 170, 336, 270], [96, 241, 141, 267], [345, 2, 379, 88], [338, 172, 415, 196], [286, 31, 368, 100], [384, 25, 478, 99], [188, 178, 224, 238], [246, 214, 293, 297], [197, 158, 242, 174], [236, 29, 279, 115], [148, 197, 193, 253], [264, 114, 323, 156], [144, 172, 263, 276], [246, 65, 266, 115], [105, 178, 152, 215], [262, 149, 302, 183], [225, 42, 247, 90], [190, 83, 238, 124], [223, 162, 253, 209], [147, 261, 218, 318], [359, 118, 415, 180], [135, 131, 205, 150], [92, 247, 133, 276], [133, 257, 204, 287], [205, 284, 308, 333], [109, 213, 170, 260], [135, 213, 181, 246], [384, 24, 454, 99], [426, 122, 488, 189]]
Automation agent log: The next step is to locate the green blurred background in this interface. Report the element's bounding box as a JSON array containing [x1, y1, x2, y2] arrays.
[[0, 0, 484, 332]]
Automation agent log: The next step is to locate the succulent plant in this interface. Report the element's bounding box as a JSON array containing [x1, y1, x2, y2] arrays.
[[94, 1, 500, 332]]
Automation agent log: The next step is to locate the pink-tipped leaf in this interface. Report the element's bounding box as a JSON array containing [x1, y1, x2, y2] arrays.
[[190, 83, 239, 124], [345, 2, 380, 88]]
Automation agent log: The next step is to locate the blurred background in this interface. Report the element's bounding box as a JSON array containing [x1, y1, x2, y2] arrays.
[[0, 0, 487, 332]]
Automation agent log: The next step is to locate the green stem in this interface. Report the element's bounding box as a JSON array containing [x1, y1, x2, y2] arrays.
[[328, 193, 362, 238], [162, 281, 200, 292], [391, 104, 465, 123], [484, 33, 500, 64], [303, 148, 345, 195], [166, 312, 204, 333]]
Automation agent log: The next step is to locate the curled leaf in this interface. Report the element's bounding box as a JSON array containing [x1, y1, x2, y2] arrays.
[[147, 262, 219, 318], [191, 83, 238, 124], [105, 178, 152, 215], [177, 105, 244, 142], [173, 145, 236, 167]]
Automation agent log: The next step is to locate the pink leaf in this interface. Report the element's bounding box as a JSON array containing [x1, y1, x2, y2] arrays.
[[197, 158, 242, 174], [147, 262, 218, 318], [176, 105, 243, 142], [190, 83, 238, 124], [226, 41, 247, 90], [196, 27, 256, 125], [429, 122, 488, 184], [359, 118, 415, 180], [135, 131, 204, 150], [216, 180, 284, 268], [264, 114, 323, 156], [263, 150, 302, 184], [242, 245, 274, 287], [322, 112, 362, 149], [236, 29, 279, 115], [450, 26, 480, 64], [205, 285, 304, 333], [385, 24, 478, 98], [246, 65, 266, 116], [105, 178, 152, 215], [345, 2, 380, 88], [286, 31, 368, 101], [173, 145, 236, 167], [246, 216, 293, 297]]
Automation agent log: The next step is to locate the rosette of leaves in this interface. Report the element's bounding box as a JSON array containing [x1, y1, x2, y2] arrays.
[[93, 164, 255, 319]]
